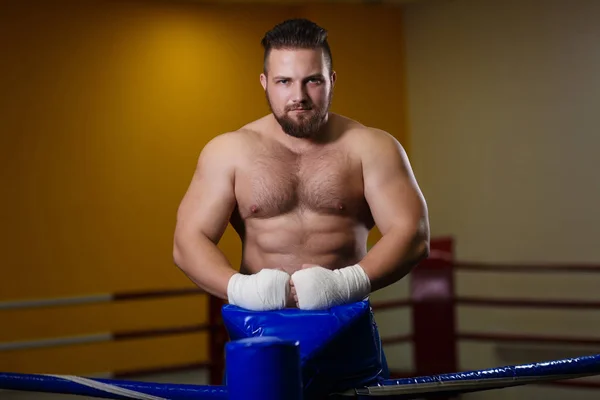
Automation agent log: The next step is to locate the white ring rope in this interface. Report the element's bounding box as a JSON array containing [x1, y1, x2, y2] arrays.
[[44, 374, 167, 400]]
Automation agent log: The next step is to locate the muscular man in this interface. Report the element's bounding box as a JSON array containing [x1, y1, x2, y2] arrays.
[[173, 18, 429, 311]]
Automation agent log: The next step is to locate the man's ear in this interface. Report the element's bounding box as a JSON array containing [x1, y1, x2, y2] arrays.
[[331, 71, 337, 87], [260, 73, 267, 90]]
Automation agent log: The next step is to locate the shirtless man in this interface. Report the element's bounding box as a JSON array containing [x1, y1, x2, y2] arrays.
[[173, 18, 430, 311]]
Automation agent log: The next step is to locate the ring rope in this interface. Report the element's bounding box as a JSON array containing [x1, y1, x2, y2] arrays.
[[0, 372, 229, 399], [44, 375, 167, 400], [1, 353, 600, 398], [354, 373, 595, 396]]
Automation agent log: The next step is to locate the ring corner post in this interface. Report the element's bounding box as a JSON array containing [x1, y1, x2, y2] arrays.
[[411, 236, 458, 377], [225, 336, 303, 400], [209, 295, 227, 385]]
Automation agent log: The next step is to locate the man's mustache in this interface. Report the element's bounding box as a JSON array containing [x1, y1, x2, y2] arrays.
[[286, 104, 312, 111]]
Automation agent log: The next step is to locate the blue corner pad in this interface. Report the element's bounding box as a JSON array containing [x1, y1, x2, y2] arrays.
[[222, 300, 389, 398], [226, 337, 303, 400]]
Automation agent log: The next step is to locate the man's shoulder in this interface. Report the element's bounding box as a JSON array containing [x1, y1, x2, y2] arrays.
[[203, 124, 264, 155], [196, 118, 273, 173], [331, 114, 400, 144], [333, 121, 413, 180], [341, 122, 405, 157], [208, 129, 255, 146]]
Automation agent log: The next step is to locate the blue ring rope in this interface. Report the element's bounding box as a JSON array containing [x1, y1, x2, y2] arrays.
[[0, 372, 228, 399], [354, 353, 600, 397], [1, 353, 600, 399]]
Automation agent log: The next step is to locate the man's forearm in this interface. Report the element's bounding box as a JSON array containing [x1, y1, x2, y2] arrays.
[[173, 234, 237, 300], [358, 221, 430, 292]]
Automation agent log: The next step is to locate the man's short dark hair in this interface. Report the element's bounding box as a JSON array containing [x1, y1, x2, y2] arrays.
[[261, 18, 333, 75]]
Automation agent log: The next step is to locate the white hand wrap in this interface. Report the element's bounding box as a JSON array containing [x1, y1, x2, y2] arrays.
[[226, 269, 290, 311], [291, 264, 371, 310]]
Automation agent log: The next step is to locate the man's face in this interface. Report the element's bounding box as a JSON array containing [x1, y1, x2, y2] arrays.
[[261, 48, 335, 139]]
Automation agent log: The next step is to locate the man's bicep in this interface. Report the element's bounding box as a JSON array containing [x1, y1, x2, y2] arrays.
[[176, 138, 237, 243], [363, 134, 428, 235]]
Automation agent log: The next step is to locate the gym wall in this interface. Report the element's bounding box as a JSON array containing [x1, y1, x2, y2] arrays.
[[0, 0, 408, 376], [401, 0, 600, 399]]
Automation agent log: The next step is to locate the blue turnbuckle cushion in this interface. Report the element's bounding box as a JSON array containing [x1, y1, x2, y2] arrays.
[[222, 300, 389, 398]]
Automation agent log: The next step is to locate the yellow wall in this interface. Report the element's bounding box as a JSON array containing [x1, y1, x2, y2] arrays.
[[0, 0, 407, 374]]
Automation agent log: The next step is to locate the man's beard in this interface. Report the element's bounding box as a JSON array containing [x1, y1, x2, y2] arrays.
[[266, 92, 332, 139]]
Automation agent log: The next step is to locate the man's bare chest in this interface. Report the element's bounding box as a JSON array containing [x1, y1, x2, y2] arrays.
[[234, 148, 366, 219]]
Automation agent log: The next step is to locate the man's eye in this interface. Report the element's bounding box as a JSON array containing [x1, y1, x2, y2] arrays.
[[277, 79, 289, 84]]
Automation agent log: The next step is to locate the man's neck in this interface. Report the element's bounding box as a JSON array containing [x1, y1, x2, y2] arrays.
[[272, 113, 337, 152]]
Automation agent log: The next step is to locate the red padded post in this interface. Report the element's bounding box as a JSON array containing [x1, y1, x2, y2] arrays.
[[209, 295, 227, 385], [410, 237, 457, 377]]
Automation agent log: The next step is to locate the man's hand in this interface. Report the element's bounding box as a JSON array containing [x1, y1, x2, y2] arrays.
[[227, 269, 291, 311], [289, 278, 299, 308], [290, 264, 371, 310], [289, 264, 321, 308]]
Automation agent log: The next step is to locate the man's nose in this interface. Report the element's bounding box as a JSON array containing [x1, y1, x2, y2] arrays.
[[290, 82, 308, 102]]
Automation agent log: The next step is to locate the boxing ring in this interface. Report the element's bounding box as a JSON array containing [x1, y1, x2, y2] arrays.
[[2, 343, 600, 399], [3, 237, 600, 399]]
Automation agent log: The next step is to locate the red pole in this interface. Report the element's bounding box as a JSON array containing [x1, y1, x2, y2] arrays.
[[208, 295, 227, 385], [410, 237, 457, 377]]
